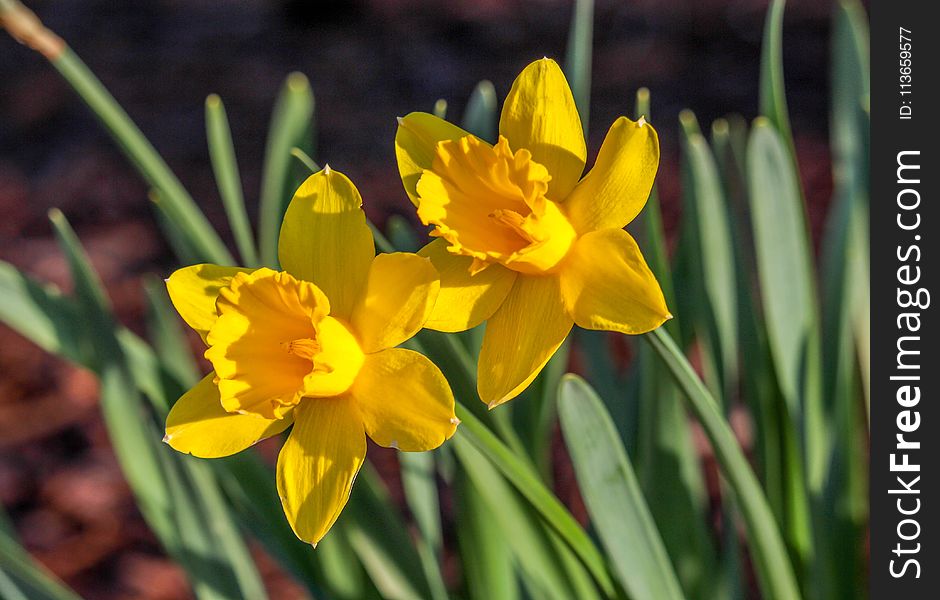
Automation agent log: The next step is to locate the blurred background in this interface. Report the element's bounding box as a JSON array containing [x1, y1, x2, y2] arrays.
[[1, 0, 841, 598]]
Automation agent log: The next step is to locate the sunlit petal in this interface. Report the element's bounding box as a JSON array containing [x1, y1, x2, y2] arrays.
[[564, 116, 660, 233], [478, 274, 573, 407], [353, 348, 457, 451], [559, 228, 670, 333], [499, 58, 586, 200], [417, 239, 516, 332], [276, 399, 366, 546], [166, 264, 253, 343], [278, 168, 375, 319], [164, 373, 292, 458]]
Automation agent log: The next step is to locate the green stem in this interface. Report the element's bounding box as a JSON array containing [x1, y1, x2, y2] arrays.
[[644, 327, 801, 600]]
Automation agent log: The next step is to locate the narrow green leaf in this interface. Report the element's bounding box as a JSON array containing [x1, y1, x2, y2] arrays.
[[48, 210, 172, 526], [455, 472, 520, 600], [290, 147, 320, 174], [564, 0, 594, 132], [399, 452, 450, 600], [461, 81, 498, 143], [513, 338, 570, 482], [206, 94, 259, 267], [400, 452, 442, 553], [645, 328, 801, 600], [0, 261, 89, 366], [344, 466, 435, 600], [679, 110, 738, 397], [258, 72, 315, 267], [816, 3, 870, 597], [49, 49, 232, 265], [746, 120, 819, 426], [454, 405, 615, 596], [559, 375, 684, 600], [453, 436, 599, 600], [758, 0, 792, 145], [0, 522, 82, 600]]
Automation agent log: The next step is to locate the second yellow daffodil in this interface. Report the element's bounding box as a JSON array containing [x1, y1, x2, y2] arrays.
[[396, 58, 670, 408], [162, 167, 458, 546]]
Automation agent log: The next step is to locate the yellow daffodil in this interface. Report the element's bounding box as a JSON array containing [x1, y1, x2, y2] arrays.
[[162, 167, 458, 546], [395, 58, 670, 408]]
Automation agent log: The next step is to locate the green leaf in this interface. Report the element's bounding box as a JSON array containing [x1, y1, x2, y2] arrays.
[[0, 261, 89, 367], [679, 111, 738, 397], [0, 527, 82, 600], [206, 94, 259, 267], [758, 0, 792, 145], [400, 452, 442, 553], [462, 81, 498, 143], [564, 0, 594, 132], [559, 375, 684, 600], [644, 328, 801, 600], [258, 72, 315, 267], [344, 466, 435, 600], [49, 210, 268, 600], [400, 452, 450, 600], [455, 472, 520, 600], [816, 3, 870, 598], [453, 405, 615, 596], [513, 338, 570, 481], [453, 435, 600, 600], [50, 49, 232, 265]]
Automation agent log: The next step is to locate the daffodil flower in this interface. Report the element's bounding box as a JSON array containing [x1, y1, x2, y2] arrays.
[[395, 58, 670, 408], [162, 167, 458, 546]]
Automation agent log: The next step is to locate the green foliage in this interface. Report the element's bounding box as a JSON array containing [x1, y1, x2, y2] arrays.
[[0, 0, 869, 598]]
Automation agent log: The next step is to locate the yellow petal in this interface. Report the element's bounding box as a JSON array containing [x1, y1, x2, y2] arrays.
[[564, 116, 660, 233], [350, 253, 439, 353], [353, 348, 457, 451], [278, 168, 375, 319], [164, 372, 292, 458], [277, 398, 366, 546], [499, 58, 586, 201], [395, 112, 472, 206], [166, 264, 253, 343], [417, 239, 517, 332], [559, 228, 670, 334], [478, 274, 573, 407]]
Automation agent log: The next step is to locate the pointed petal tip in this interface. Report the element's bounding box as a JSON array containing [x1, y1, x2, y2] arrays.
[[637, 116, 648, 127], [449, 417, 461, 425], [396, 116, 404, 125], [162, 433, 171, 444], [323, 163, 332, 175]]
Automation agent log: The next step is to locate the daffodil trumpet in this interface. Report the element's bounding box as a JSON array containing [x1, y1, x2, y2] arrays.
[[396, 58, 671, 408], [162, 167, 458, 546]]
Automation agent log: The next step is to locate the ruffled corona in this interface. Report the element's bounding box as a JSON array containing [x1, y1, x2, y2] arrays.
[[417, 135, 577, 275]]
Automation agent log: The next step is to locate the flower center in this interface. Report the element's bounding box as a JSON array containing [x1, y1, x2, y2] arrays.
[[286, 338, 321, 361], [416, 135, 577, 275], [205, 268, 364, 419]]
